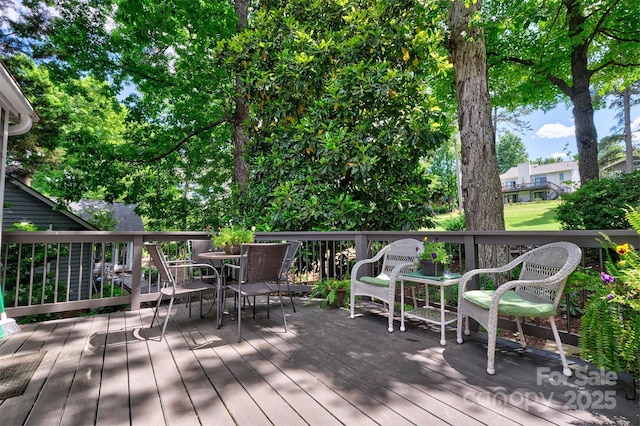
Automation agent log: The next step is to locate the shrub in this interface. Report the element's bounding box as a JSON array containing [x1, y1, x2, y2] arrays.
[[579, 207, 640, 377], [556, 171, 640, 230], [441, 213, 466, 231]]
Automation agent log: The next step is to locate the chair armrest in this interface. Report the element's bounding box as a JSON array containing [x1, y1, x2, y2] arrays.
[[457, 261, 524, 300], [388, 262, 419, 283], [166, 259, 195, 265], [222, 263, 240, 272], [167, 262, 221, 280], [350, 245, 390, 278]]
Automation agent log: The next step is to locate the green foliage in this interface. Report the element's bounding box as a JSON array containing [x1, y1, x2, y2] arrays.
[[3, 242, 69, 308], [484, 0, 640, 183], [224, 0, 453, 231], [8, 222, 41, 231], [565, 268, 603, 294], [418, 237, 450, 264], [441, 214, 466, 231], [212, 226, 254, 248], [579, 207, 640, 376], [81, 206, 118, 231], [7, 1, 237, 231], [425, 141, 460, 212], [556, 171, 640, 230], [307, 278, 350, 308], [579, 294, 626, 373], [496, 131, 528, 174]]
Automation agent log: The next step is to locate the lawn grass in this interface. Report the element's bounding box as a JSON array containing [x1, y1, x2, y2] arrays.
[[433, 200, 562, 231]]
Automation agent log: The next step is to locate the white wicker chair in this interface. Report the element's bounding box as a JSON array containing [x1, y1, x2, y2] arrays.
[[350, 238, 423, 332], [456, 241, 582, 376]]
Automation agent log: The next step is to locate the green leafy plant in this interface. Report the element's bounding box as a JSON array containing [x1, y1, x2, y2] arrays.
[[307, 278, 350, 308], [212, 226, 254, 248], [441, 214, 466, 231], [579, 206, 640, 377], [418, 237, 450, 264], [557, 171, 640, 230]]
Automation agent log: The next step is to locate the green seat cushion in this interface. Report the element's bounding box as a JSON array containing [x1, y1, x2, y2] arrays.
[[463, 290, 557, 317], [359, 273, 390, 287]]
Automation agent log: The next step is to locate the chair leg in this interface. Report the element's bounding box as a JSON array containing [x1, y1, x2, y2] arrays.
[[387, 297, 394, 333], [237, 292, 242, 343], [160, 296, 175, 341], [350, 289, 356, 319], [456, 311, 464, 344], [515, 317, 527, 347], [151, 293, 163, 329], [253, 296, 257, 318], [286, 282, 296, 312], [278, 292, 288, 333], [549, 317, 573, 377], [216, 285, 224, 329], [487, 330, 497, 375], [486, 310, 499, 375]]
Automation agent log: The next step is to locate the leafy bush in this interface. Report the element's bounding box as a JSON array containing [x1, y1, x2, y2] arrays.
[[556, 171, 640, 230], [579, 207, 640, 377], [307, 278, 350, 308], [441, 213, 466, 231]]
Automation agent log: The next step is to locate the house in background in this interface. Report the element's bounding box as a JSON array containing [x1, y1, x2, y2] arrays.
[[69, 200, 143, 232], [69, 200, 144, 273], [3, 176, 98, 231], [499, 161, 580, 203], [2, 176, 98, 302], [601, 156, 640, 176]]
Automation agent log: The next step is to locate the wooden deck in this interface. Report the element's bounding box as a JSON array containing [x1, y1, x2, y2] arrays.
[[0, 297, 637, 426]]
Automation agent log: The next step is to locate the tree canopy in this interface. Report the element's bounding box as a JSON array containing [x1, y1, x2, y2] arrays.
[[3, 0, 455, 231], [222, 0, 454, 230], [484, 0, 640, 184], [497, 131, 528, 173], [2, 0, 636, 233]]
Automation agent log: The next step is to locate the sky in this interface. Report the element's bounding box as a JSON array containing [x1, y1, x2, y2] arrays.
[[505, 104, 640, 161]]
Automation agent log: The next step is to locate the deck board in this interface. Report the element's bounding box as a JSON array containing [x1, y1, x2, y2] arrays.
[[0, 297, 637, 426], [27, 317, 92, 425], [60, 314, 106, 426]]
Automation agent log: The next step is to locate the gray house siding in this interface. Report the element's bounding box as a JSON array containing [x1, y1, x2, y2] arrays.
[[3, 178, 96, 231], [2, 177, 97, 302]]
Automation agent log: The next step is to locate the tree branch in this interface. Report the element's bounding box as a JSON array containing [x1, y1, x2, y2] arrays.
[[546, 73, 572, 97], [121, 117, 231, 164], [590, 59, 640, 76]]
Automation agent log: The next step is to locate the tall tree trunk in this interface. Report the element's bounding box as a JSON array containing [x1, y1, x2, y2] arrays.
[[448, 0, 504, 233], [559, 0, 599, 184], [623, 87, 633, 173], [233, 0, 249, 188]]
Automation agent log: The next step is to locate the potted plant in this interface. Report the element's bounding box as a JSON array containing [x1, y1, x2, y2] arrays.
[[307, 278, 350, 308], [579, 207, 640, 387], [212, 226, 254, 254], [417, 236, 450, 276]]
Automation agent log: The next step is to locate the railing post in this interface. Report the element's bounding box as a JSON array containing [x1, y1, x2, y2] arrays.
[[463, 234, 478, 276], [353, 233, 370, 278], [129, 234, 144, 311]]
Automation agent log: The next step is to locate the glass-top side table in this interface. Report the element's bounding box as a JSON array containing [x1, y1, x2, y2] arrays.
[[399, 271, 462, 346]]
